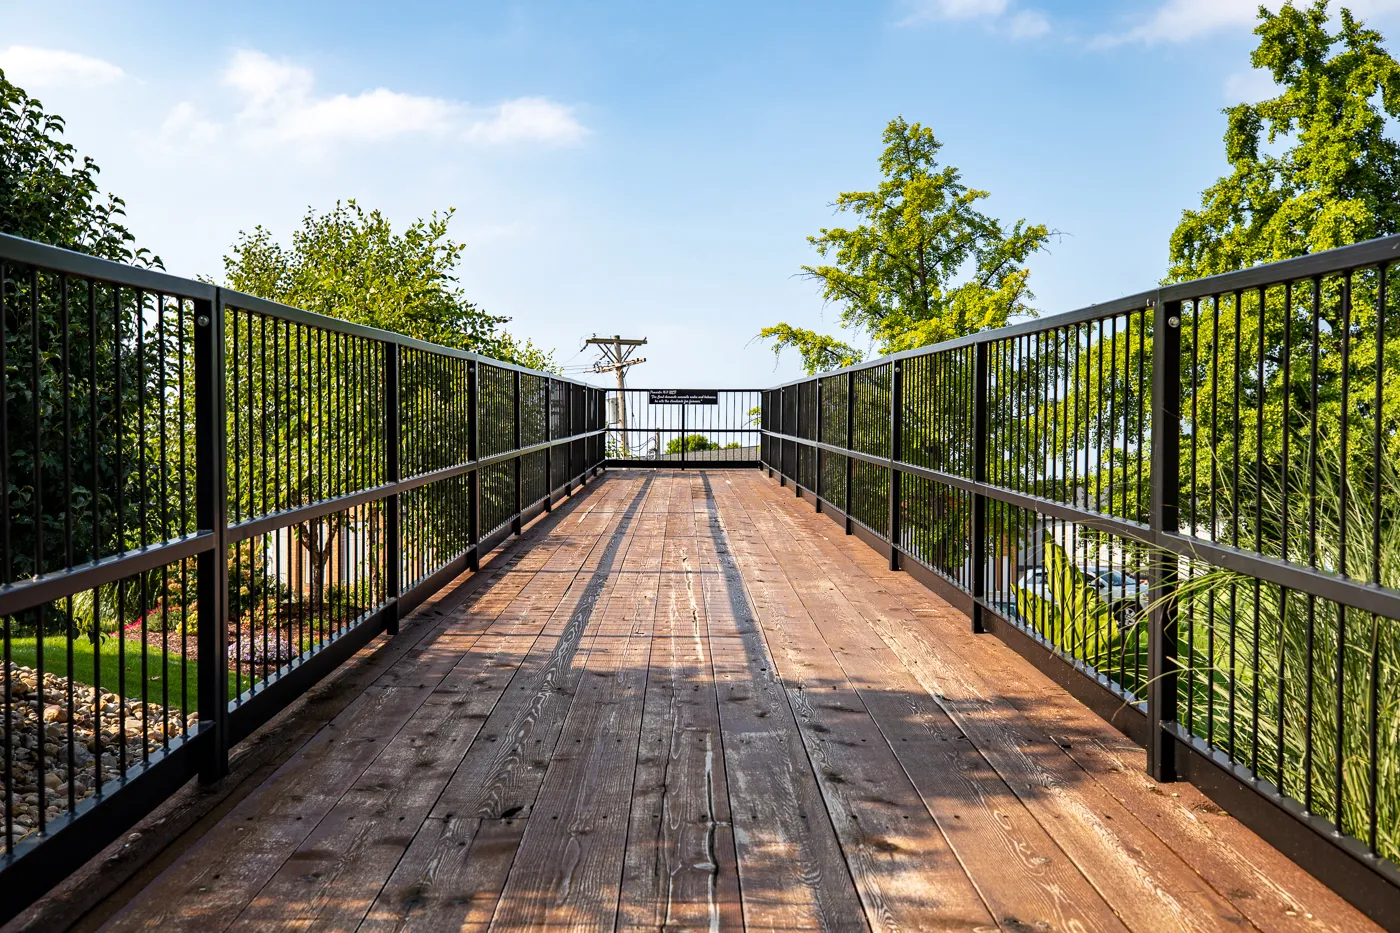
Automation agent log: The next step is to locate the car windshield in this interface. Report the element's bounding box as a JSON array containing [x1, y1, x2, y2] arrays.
[[1089, 570, 1131, 587]]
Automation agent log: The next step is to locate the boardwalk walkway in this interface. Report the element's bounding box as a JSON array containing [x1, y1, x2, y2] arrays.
[[95, 470, 1375, 932]]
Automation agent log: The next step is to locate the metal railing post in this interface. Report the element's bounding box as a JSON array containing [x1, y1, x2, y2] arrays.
[[544, 378, 553, 510], [384, 342, 400, 636], [767, 389, 778, 476], [888, 361, 902, 571], [512, 369, 523, 536], [971, 342, 990, 633], [1149, 291, 1181, 783], [592, 388, 601, 475], [467, 360, 481, 571], [796, 385, 803, 493], [194, 291, 229, 782], [779, 388, 787, 488], [845, 371, 854, 535], [814, 377, 824, 512], [680, 400, 687, 470], [566, 383, 576, 491]]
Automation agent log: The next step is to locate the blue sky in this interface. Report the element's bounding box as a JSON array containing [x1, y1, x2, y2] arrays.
[[4, 0, 1400, 387]]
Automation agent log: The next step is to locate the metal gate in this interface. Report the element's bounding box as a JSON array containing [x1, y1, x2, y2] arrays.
[[604, 388, 760, 467]]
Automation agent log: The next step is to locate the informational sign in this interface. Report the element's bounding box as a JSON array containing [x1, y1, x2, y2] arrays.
[[647, 389, 719, 405]]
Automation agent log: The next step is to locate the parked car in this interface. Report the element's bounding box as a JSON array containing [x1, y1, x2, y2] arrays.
[[985, 598, 1026, 626], [1015, 564, 1148, 629]]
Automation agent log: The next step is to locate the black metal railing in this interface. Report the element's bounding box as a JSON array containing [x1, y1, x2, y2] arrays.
[[605, 388, 760, 467], [0, 233, 606, 921], [761, 235, 1400, 925]]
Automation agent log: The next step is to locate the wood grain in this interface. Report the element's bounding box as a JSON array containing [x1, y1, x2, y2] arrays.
[[89, 470, 1380, 933], [485, 474, 666, 930], [99, 480, 623, 933], [693, 476, 870, 933], [740, 474, 1255, 932], [720, 474, 1128, 933], [357, 475, 655, 932], [710, 476, 996, 932], [766, 471, 1382, 933], [616, 481, 742, 932]]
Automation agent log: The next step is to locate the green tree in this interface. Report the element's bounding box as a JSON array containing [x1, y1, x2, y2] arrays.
[[1, 69, 174, 602], [222, 201, 553, 370], [1159, 0, 1400, 505], [762, 116, 1051, 372], [1169, 1, 1400, 279], [666, 434, 720, 454], [221, 203, 557, 605], [1042, 1, 1400, 532], [756, 323, 862, 376], [1, 69, 192, 681], [0, 68, 157, 265], [1137, 2, 1400, 854]]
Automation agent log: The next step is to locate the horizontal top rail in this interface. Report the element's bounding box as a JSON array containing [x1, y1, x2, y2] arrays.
[[765, 232, 1400, 390], [0, 233, 589, 385], [221, 288, 579, 378], [0, 232, 218, 301]]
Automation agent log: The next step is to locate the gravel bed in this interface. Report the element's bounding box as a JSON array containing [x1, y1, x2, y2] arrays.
[[2, 663, 195, 847]]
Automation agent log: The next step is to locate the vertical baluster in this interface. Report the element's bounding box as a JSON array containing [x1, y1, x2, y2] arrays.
[[971, 340, 989, 634], [1149, 292, 1181, 783], [195, 291, 229, 782], [384, 342, 400, 636]]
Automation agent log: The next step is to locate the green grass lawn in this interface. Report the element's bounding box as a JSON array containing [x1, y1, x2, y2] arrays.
[[7, 636, 238, 713]]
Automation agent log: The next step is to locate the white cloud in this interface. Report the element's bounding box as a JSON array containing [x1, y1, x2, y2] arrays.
[[0, 45, 123, 88], [211, 49, 583, 152], [901, 0, 1007, 24], [465, 97, 587, 145], [281, 88, 457, 143], [1008, 9, 1051, 39], [223, 50, 455, 146], [1096, 0, 1400, 47], [1105, 0, 1260, 45], [1224, 68, 1278, 103], [912, 0, 1008, 19], [224, 49, 314, 118], [160, 102, 221, 146], [900, 0, 1049, 38]]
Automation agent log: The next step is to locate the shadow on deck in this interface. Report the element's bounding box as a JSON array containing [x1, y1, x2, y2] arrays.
[[28, 471, 1378, 932]]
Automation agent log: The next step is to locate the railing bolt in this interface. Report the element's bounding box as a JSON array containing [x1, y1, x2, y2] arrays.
[[197, 314, 211, 327], [1167, 314, 1180, 328]]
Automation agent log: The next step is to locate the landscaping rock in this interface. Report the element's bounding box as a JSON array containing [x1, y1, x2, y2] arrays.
[[0, 662, 196, 848]]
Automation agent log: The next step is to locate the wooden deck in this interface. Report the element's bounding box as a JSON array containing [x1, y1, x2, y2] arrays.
[[95, 470, 1377, 932]]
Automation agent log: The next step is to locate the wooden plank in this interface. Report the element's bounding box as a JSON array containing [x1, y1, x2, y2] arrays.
[[721, 474, 1130, 933], [709, 475, 997, 932], [76, 515, 587, 933], [358, 815, 523, 933], [224, 602, 586, 933], [357, 475, 658, 931], [692, 476, 870, 932], [220, 517, 624, 933], [899, 586, 1383, 933], [221, 529, 611, 933], [769, 465, 1379, 933], [425, 474, 654, 822], [484, 475, 667, 930], [737, 472, 1257, 932], [102, 484, 626, 933], [617, 478, 743, 932], [99, 679, 448, 933]]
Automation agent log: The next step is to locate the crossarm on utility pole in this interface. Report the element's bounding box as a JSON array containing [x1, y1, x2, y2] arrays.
[[584, 334, 647, 457]]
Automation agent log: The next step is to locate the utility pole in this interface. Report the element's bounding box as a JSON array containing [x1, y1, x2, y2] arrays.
[[585, 334, 646, 457]]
